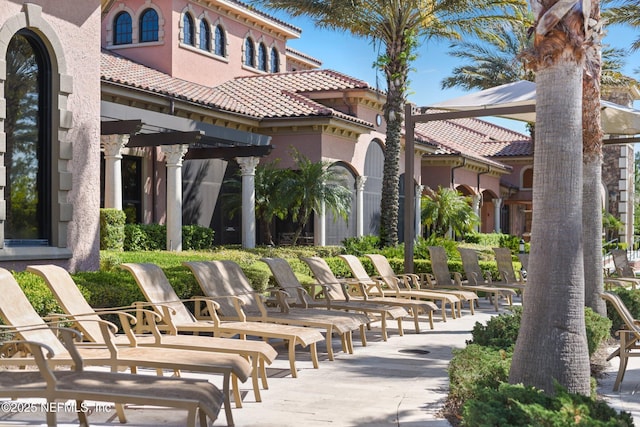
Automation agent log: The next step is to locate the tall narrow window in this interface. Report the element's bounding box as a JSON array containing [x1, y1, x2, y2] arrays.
[[114, 12, 132, 45], [139, 8, 159, 42], [244, 38, 255, 67], [183, 13, 194, 46], [199, 19, 210, 51], [270, 47, 279, 73], [6, 31, 51, 246], [214, 25, 226, 56], [257, 43, 267, 71]]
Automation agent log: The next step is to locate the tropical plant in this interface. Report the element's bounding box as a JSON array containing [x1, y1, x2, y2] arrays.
[[602, 0, 640, 52], [282, 149, 352, 245], [509, 0, 592, 395], [421, 186, 479, 239], [250, 0, 525, 248]]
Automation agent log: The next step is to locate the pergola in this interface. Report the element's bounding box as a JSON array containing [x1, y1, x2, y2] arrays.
[[101, 101, 272, 250], [403, 80, 640, 272]]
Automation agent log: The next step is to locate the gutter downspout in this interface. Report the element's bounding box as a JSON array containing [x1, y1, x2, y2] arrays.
[[451, 158, 466, 187], [477, 166, 491, 193]]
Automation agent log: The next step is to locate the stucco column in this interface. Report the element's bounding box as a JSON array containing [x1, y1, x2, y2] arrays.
[[100, 134, 129, 210], [472, 195, 481, 232], [163, 145, 188, 251], [236, 156, 259, 249], [356, 176, 367, 237], [493, 198, 502, 233], [415, 185, 424, 240], [318, 196, 326, 246]]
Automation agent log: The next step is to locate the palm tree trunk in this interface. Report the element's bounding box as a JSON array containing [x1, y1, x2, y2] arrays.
[[509, 59, 591, 395], [582, 0, 606, 316]]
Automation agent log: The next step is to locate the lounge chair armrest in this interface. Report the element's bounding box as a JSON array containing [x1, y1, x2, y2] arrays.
[[194, 295, 247, 322]]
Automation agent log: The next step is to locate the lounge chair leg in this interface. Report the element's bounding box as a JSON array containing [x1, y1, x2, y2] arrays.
[[186, 408, 196, 427], [397, 318, 404, 336], [428, 311, 434, 330], [232, 374, 242, 408], [198, 407, 207, 427], [260, 358, 269, 389], [614, 333, 630, 391], [326, 332, 335, 361], [310, 342, 319, 369], [359, 325, 367, 347], [251, 358, 262, 402], [76, 400, 89, 426], [381, 316, 388, 341], [115, 403, 127, 423], [412, 309, 421, 334], [222, 373, 234, 426], [45, 406, 57, 427], [288, 339, 298, 378]]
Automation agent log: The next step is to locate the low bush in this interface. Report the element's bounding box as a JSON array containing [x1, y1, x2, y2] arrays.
[[124, 224, 215, 251], [462, 382, 633, 427], [100, 209, 126, 251], [605, 288, 640, 334]]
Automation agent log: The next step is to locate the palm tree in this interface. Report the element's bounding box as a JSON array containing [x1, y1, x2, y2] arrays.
[[508, 0, 591, 395], [251, 0, 523, 247], [603, 0, 640, 51], [421, 186, 479, 238], [283, 149, 352, 245]]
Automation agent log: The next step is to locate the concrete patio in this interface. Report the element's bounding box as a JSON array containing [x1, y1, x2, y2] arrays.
[[0, 297, 638, 426]]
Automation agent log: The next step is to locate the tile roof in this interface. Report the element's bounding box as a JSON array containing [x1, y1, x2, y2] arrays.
[[415, 111, 532, 164], [101, 50, 373, 127]]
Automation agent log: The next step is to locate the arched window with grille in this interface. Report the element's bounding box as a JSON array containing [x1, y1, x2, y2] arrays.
[[5, 30, 52, 246], [270, 47, 279, 72], [114, 11, 132, 45], [244, 37, 255, 67], [183, 13, 194, 46], [257, 42, 267, 71], [199, 19, 210, 51], [139, 8, 158, 42], [214, 25, 226, 56]]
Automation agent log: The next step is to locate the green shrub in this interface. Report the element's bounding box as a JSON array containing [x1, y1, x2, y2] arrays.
[[342, 235, 381, 256], [124, 224, 215, 251], [448, 344, 512, 405], [584, 307, 612, 357], [14, 271, 63, 317], [462, 382, 633, 427], [182, 225, 215, 250], [605, 288, 640, 334], [100, 208, 126, 251], [468, 307, 522, 350]]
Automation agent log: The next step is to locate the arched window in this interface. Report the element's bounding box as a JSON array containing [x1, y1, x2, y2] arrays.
[[257, 42, 267, 71], [6, 30, 51, 245], [522, 167, 533, 189], [214, 25, 226, 56], [139, 8, 159, 42], [114, 11, 132, 45], [270, 47, 279, 72], [199, 19, 210, 51], [183, 13, 194, 46], [244, 38, 255, 67]]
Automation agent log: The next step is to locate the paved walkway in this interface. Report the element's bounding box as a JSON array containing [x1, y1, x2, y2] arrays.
[[1, 297, 638, 426]]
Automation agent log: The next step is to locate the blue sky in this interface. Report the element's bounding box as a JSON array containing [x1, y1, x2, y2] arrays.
[[274, 12, 640, 134]]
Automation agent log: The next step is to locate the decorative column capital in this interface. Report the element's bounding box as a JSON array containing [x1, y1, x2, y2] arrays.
[[236, 156, 260, 175], [415, 184, 424, 197], [100, 134, 129, 158], [162, 144, 189, 167], [356, 175, 367, 191]]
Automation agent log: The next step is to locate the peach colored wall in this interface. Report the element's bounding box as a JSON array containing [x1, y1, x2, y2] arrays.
[[421, 165, 451, 190], [0, 1, 102, 271], [103, 0, 289, 87]]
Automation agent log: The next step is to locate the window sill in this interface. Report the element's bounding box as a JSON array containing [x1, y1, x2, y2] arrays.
[[0, 247, 72, 261]]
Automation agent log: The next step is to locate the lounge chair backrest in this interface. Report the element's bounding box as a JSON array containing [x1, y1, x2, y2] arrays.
[[121, 263, 196, 324], [428, 246, 454, 285], [518, 254, 529, 272], [493, 248, 518, 282], [301, 257, 345, 301], [457, 248, 484, 285], [26, 264, 107, 345], [184, 261, 259, 316], [365, 254, 400, 290], [260, 257, 312, 305], [612, 249, 635, 278], [0, 267, 67, 354], [601, 292, 640, 333], [338, 255, 376, 285]]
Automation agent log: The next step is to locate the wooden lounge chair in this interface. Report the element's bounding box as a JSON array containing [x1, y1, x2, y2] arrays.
[[300, 256, 409, 341], [610, 249, 640, 290], [424, 247, 479, 314], [184, 260, 370, 359], [121, 262, 324, 379], [337, 254, 437, 331], [26, 264, 277, 404], [0, 267, 250, 427], [600, 291, 640, 391], [363, 254, 461, 322], [0, 325, 223, 427], [492, 247, 527, 290], [456, 248, 517, 311]]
